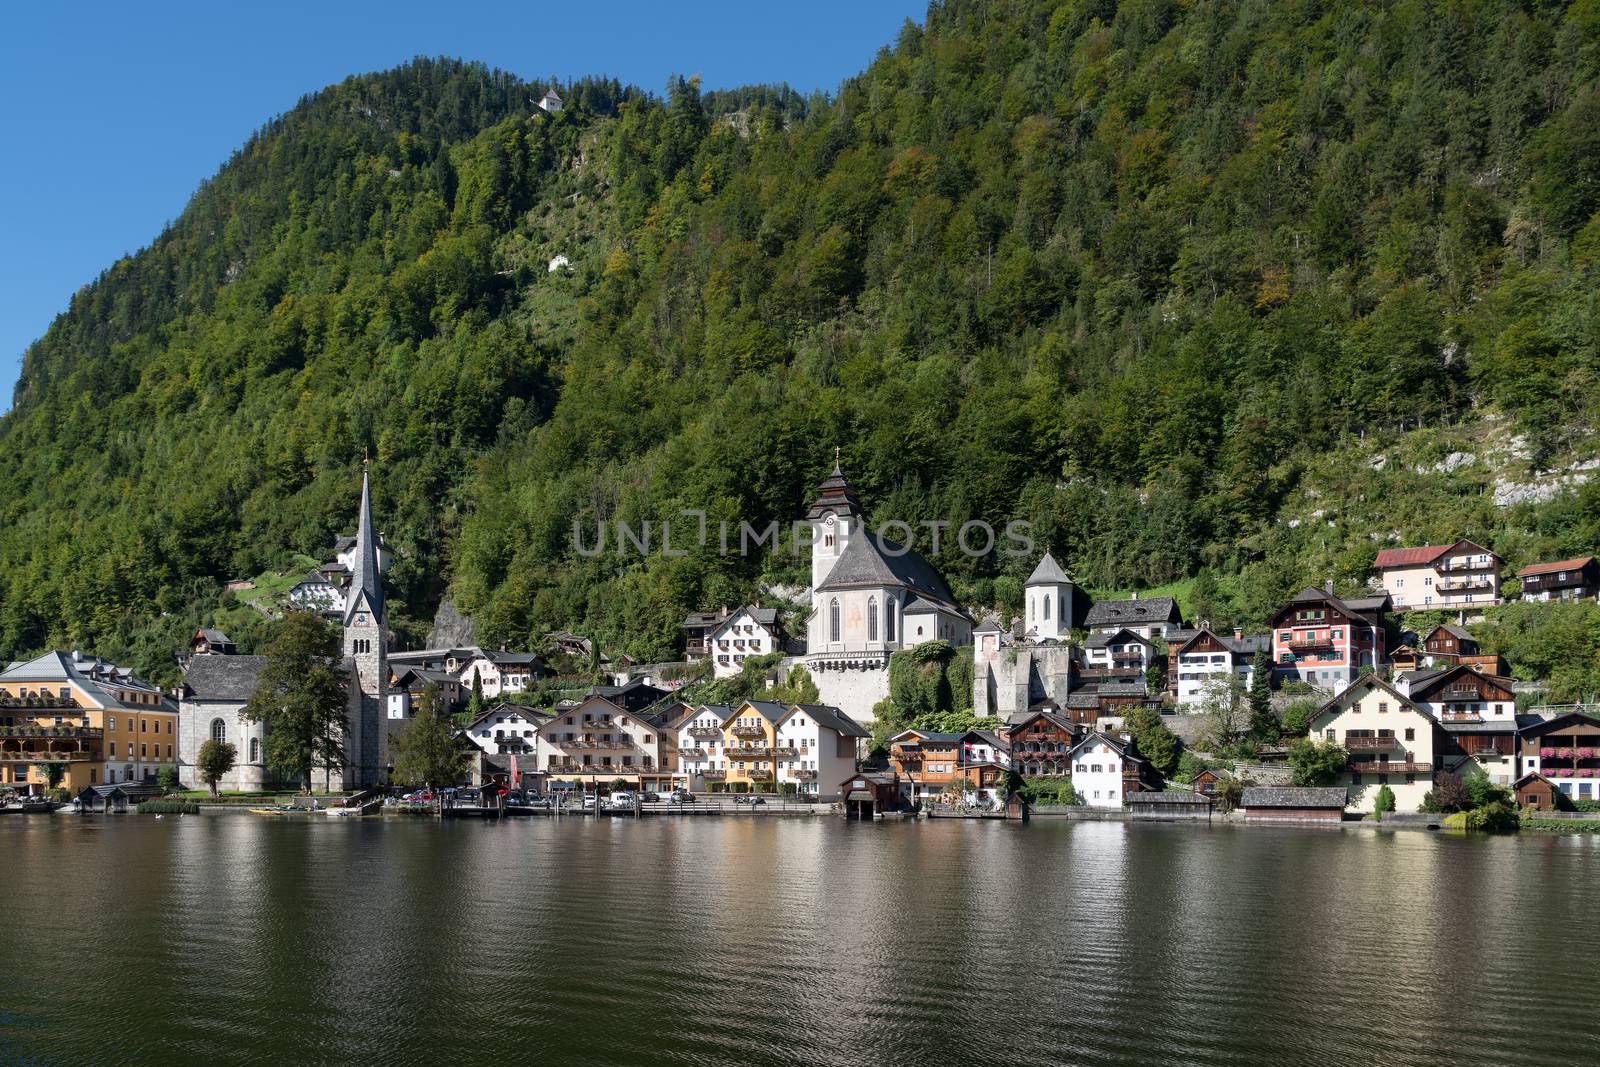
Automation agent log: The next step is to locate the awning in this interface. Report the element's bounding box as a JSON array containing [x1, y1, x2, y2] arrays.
[[846, 791, 875, 802]]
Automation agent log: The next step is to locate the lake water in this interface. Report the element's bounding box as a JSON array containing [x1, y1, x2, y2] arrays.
[[2, 814, 1598, 1066]]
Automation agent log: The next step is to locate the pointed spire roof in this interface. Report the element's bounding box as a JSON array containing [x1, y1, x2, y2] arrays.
[[805, 449, 865, 520], [1025, 552, 1072, 586], [345, 459, 384, 623]]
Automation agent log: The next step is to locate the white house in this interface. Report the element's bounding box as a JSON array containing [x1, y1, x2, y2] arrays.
[[673, 702, 733, 791], [1171, 628, 1269, 710], [1306, 675, 1436, 813], [462, 704, 552, 758], [538, 88, 564, 113], [1372, 539, 1502, 611], [1024, 552, 1076, 639], [458, 650, 543, 698], [706, 605, 781, 678], [1083, 595, 1183, 639], [771, 703, 868, 797], [288, 576, 343, 615], [534, 695, 671, 791], [1066, 731, 1143, 809], [1082, 628, 1156, 676]]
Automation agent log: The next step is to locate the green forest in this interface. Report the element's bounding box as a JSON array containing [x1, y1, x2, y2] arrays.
[[4, 0, 1600, 684]]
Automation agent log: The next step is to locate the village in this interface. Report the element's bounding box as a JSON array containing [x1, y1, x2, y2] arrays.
[[3, 459, 1599, 829]]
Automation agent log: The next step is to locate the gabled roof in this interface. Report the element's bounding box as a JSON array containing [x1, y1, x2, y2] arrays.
[[2, 650, 168, 711], [461, 703, 554, 732], [782, 703, 869, 738], [1518, 711, 1600, 738], [1174, 628, 1271, 657], [1066, 730, 1141, 764], [1025, 553, 1073, 586], [1273, 587, 1389, 625], [816, 529, 956, 605], [1005, 709, 1079, 737], [1517, 556, 1596, 577], [733, 699, 790, 724], [1373, 539, 1499, 569], [973, 615, 1003, 634], [1513, 771, 1558, 789], [709, 605, 779, 638], [182, 655, 268, 702], [1084, 628, 1151, 650], [1426, 623, 1475, 642], [1084, 596, 1179, 629], [1404, 664, 1514, 701], [195, 628, 232, 645], [1310, 674, 1426, 725]]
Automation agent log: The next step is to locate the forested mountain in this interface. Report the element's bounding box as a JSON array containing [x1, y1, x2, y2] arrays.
[[5, 0, 1600, 683]]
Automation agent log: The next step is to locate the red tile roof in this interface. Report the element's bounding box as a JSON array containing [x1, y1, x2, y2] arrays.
[[1517, 556, 1596, 578], [1373, 545, 1452, 568]]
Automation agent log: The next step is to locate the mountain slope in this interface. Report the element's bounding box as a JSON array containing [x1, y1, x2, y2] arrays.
[[5, 2, 1600, 682]]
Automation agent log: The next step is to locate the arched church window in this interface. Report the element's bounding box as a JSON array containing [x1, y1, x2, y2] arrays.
[[867, 598, 878, 641], [829, 599, 840, 643], [1044, 595, 1051, 621], [886, 599, 896, 642], [249, 737, 260, 762], [210, 719, 226, 743]]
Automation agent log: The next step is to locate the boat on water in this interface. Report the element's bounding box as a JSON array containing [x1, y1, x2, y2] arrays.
[[1, 796, 59, 814]]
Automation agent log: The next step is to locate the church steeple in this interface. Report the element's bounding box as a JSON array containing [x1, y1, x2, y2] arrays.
[[806, 448, 864, 520], [345, 457, 384, 624]]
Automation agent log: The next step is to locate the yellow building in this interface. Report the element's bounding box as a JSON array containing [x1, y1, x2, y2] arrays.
[[0, 651, 178, 795], [718, 700, 789, 793]]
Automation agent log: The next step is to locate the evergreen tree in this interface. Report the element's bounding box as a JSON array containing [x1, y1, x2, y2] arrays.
[[1247, 651, 1279, 743], [241, 611, 350, 793]]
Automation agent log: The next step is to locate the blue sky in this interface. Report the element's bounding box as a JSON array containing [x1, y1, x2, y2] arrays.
[[0, 0, 923, 410]]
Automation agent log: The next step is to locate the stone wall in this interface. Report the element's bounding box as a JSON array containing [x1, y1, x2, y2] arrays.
[[812, 665, 890, 723], [974, 644, 1076, 719]]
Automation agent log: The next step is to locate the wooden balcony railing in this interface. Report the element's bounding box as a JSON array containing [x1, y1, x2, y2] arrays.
[[731, 725, 766, 740], [1344, 735, 1403, 750], [1350, 761, 1431, 775]]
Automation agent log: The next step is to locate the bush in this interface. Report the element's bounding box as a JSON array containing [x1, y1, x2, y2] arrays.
[[1018, 777, 1084, 806], [137, 800, 200, 815], [1374, 785, 1396, 819], [1465, 801, 1520, 833]]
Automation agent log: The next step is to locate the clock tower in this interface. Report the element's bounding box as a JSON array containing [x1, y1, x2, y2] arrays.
[[343, 458, 388, 785]]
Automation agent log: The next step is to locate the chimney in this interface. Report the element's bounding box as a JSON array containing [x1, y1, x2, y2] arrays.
[[1234, 627, 1243, 641], [1325, 579, 1335, 594]]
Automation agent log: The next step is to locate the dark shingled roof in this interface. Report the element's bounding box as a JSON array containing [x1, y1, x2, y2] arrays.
[[181, 655, 268, 701], [817, 529, 956, 605], [1025, 553, 1073, 586], [788, 703, 869, 738], [1084, 596, 1179, 629], [1084, 628, 1151, 650], [1240, 786, 1348, 808], [1129, 791, 1212, 805]]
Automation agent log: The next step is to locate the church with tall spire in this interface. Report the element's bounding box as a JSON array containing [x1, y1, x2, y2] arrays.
[[342, 458, 388, 785]]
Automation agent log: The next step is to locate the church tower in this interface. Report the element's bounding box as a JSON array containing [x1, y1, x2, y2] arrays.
[[343, 459, 388, 785], [1025, 552, 1075, 640], [806, 448, 865, 590]]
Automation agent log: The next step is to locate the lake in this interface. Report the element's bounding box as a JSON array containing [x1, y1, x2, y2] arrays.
[[2, 814, 1598, 1066]]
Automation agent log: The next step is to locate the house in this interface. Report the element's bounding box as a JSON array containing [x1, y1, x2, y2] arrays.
[[1083, 595, 1182, 639], [1065, 731, 1146, 808], [1238, 786, 1349, 822], [772, 703, 868, 798], [75, 781, 160, 813], [1372, 540, 1501, 610], [1517, 556, 1600, 602], [457, 649, 544, 698], [840, 771, 902, 818], [718, 700, 790, 793], [1305, 675, 1436, 812], [1023, 552, 1077, 638], [1269, 586, 1389, 691], [288, 576, 344, 616], [887, 729, 1008, 805], [1422, 624, 1478, 661], [673, 703, 734, 791], [462, 704, 552, 758], [1389, 643, 1422, 672], [386, 666, 463, 721], [681, 609, 728, 662], [1513, 771, 1558, 811], [1191, 767, 1232, 797], [537, 88, 563, 113], [191, 629, 236, 657], [533, 695, 671, 793], [1397, 665, 1518, 784], [0, 651, 179, 794], [1517, 712, 1600, 805], [1006, 708, 1080, 777], [1171, 628, 1269, 710], [805, 457, 969, 720], [586, 679, 669, 714], [704, 604, 781, 678], [1082, 628, 1155, 679], [1128, 791, 1212, 819]]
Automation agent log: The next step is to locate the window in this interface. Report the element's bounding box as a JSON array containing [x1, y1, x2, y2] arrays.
[[1405, 728, 1415, 741], [1043, 595, 1051, 621], [140, 744, 147, 759], [108, 717, 117, 731], [1378, 702, 1388, 714], [867, 597, 878, 641], [829, 598, 840, 643], [886, 599, 897, 642], [210, 719, 226, 743], [141, 719, 148, 733]]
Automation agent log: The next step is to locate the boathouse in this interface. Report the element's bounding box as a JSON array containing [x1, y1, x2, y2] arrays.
[[1238, 786, 1348, 822], [1128, 790, 1213, 819], [76, 781, 161, 813], [839, 772, 899, 819]]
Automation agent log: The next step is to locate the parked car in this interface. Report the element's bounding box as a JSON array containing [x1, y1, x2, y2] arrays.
[[671, 790, 695, 803], [608, 792, 637, 808], [581, 795, 597, 810]]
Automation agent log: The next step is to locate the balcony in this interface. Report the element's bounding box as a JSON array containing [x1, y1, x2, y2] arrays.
[[731, 725, 766, 740], [687, 727, 722, 740], [1349, 761, 1432, 775], [1439, 712, 1483, 724], [1437, 558, 1493, 573], [772, 746, 799, 759], [1111, 652, 1144, 665], [1344, 735, 1403, 750], [0, 694, 81, 709], [1288, 635, 1335, 651], [0, 748, 97, 763], [726, 745, 771, 760], [894, 750, 923, 762], [679, 748, 711, 761], [792, 769, 817, 781], [700, 770, 727, 781], [1438, 576, 1494, 591], [0, 725, 102, 740]]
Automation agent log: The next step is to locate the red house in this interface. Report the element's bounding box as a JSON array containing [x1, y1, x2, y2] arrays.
[[1270, 586, 1389, 690]]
